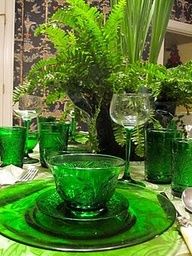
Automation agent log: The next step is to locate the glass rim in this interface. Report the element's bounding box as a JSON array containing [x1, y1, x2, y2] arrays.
[[39, 121, 70, 125], [147, 128, 178, 133], [173, 138, 192, 142], [0, 126, 26, 131], [113, 92, 151, 97], [47, 153, 125, 169]]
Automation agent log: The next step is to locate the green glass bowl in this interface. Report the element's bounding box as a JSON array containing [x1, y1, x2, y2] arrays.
[[47, 153, 125, 217]]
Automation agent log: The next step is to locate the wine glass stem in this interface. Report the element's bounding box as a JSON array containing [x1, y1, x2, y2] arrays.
[[24, 119, 30, 155], [123, 128, 132, 180]]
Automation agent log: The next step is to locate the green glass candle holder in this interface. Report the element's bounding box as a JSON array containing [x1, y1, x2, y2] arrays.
[[39, 122, 70, 167], [172, 138, 192, 197], [0, 126, 26, 167], [47, 153, 125, 218], [145, 128, 181, 184]]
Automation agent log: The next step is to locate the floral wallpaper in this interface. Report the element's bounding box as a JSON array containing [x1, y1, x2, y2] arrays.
[[14, 0, 64, 90], [14, 0, 110, 90], [171, 0, 192, 23], [14, 0, 192, 107], [14, 0, 192, 91]]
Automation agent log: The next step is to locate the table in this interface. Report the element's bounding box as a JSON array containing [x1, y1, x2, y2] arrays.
[[0, 161, 191, 256]]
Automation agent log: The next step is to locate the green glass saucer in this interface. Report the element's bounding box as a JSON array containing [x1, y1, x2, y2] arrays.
[[0, 179, 176, 252], [25, 190, 136, 239]]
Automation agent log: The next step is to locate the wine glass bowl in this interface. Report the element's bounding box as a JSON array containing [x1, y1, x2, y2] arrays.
[[14, 95, 43, 121], [110, 93, 151, 184], [47, 153, 125, 218], [110, 93, 151, 129], [13, 95, 43, 164]]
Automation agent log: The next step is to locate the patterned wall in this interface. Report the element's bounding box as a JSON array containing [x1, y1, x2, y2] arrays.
[[171, 0, 192, 23], [14, 0, 110, 90], [14, 0, 192, 90]]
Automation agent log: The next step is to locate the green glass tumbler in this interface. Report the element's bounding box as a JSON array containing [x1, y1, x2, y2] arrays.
[[47, 153, 125, 218], [0, 126, 26, 167], [171, 139, 192, 197], [39, 122, 70, 167], [145, 128, 180, 184]]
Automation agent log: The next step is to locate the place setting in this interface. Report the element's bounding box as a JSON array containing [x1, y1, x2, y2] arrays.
[[0, 91, 182, 254], [2, 0, 192, 255], [0, 152, 177, 253]]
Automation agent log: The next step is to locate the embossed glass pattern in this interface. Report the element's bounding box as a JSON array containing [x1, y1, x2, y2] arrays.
[[47, 154, 124, 217], [145, 128, 180, 184], [0, 126, 26, 167], [172, 139, 192, 197], [39, 122, 70, 167]]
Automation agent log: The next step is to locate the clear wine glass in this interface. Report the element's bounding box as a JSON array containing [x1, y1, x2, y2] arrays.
[[13, 95, 43, 164], [110, 93, 151, 185]]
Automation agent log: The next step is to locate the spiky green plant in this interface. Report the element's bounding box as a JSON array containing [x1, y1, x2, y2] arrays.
[[111, 0, 174, 64], [149, 0, 174, 62]]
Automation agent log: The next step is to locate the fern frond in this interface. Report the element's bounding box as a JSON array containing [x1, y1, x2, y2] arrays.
[[52, 2, 104, 50], [13, 82, 29, 103], [36, 25, 77, 54], [131, 124, 145, 157], [103, 0, 126, 66], [113, 124, 126, 146], [28, 57, 57, 76]]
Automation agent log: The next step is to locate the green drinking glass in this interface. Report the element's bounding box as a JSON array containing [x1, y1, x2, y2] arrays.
[[39, 122, 70, 167], [47, 153, 125, 218], [172, 138, 192, 197], [145, 128, 181, 184], [0, 126, 26, 167]]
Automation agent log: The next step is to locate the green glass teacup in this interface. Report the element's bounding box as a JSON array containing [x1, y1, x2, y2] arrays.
[[47, 153, 125, 217]]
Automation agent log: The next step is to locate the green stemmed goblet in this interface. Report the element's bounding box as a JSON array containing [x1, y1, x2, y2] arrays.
[[13, 95, 43, 164], [110, 93, 151, 185]]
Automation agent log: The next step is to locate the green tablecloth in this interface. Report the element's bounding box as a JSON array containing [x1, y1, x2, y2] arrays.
[[0, 161, 190, 256]]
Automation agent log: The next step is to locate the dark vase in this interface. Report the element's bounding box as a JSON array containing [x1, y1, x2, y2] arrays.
[[154, 100, 177, 127], [96, 103, 124, 158]]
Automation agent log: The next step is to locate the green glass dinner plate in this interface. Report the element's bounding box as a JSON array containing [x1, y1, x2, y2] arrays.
[[0, 179, 176, 252]]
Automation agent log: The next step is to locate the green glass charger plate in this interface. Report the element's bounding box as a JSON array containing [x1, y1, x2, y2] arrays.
[[0, 179, 176, 252]]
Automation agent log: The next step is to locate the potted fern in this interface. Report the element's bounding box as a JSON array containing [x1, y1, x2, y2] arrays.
[[15, 0, 178, 156], [15, 0, 126, 155]]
